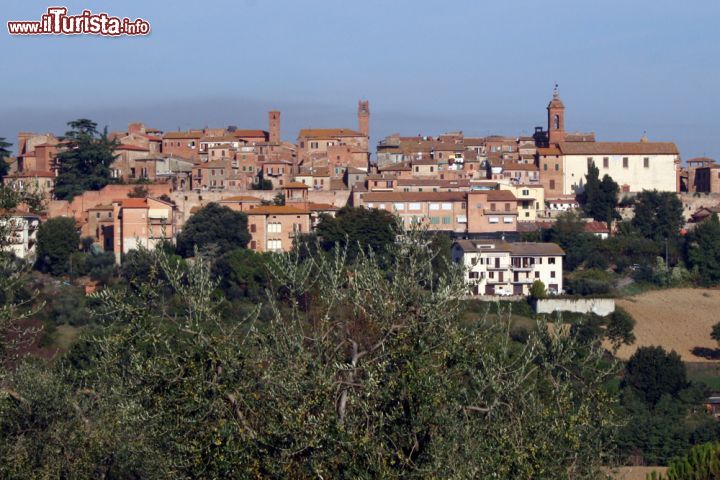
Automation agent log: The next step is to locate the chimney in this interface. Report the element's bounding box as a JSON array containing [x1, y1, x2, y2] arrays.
[[128, 123, 145, 135], [269, 110, 281, 143]]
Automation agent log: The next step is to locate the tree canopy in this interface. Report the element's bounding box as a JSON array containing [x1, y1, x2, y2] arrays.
[[53, 119, 118, 201], [175, 202, 250, 257], [35, 217, 80, 275], [0, 137, 12, 181], [0, 229, 620, 478], [621, 346, 688, 407], [687, 213, 720, 286], [579, 162, 620, 225], [315, 206, 398, 262], [632, 190, 684, 243]]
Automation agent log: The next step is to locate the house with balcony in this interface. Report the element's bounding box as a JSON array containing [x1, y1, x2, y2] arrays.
[[452, 239, 564, 296]]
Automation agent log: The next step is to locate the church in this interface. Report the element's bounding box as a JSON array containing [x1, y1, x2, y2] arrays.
[[536, 87, 680, 195]]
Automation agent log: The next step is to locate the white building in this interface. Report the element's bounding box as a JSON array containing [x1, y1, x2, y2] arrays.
[[558, 141, 679, 194], [452, 239, 564, 296], [0, 213, 41, 260]]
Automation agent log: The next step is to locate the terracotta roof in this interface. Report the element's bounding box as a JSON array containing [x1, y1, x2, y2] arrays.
[[362, 191, 466, 202], [115, 198, 148, 208], [285, 181, 310, 189], [486, 190, 517, 201], [502, 162, 539, 171], [163, 131, 203, 140], [7, 170, 55, 178], [232, 130, 268, 138], [247, 205, 309, 215], [557, 142, 679, 155], [307, 202, 339, 211], [583, 221, 610, 234], [379, 164, 412, 172], [454, 239, 564, 256], [115, 144, 149, 152], [201, 136, 241, 143], [537, 147, 561, 155], [298, 128, 365, 139], [221, 195, 262, 202]]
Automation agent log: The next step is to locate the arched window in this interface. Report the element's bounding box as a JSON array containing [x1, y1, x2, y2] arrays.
[[553, 114, 560, 130]]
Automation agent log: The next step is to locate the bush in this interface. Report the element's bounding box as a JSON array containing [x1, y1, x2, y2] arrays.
[[565, 269, 615, 296]]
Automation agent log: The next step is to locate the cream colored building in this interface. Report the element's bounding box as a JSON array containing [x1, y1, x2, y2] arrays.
[[452, 239, 564, 296], [557, 142, 679, 194], [498, 184, 545, 222]]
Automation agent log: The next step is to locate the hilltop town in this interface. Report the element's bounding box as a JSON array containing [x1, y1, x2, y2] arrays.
[[3, 89, 720, 479], [5, 88, 713, 275]]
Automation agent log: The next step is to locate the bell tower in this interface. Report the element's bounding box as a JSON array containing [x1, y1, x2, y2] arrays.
[[547, 84, 566, 145], [358, 100, 370, 137], [268, 110, 281, 143]]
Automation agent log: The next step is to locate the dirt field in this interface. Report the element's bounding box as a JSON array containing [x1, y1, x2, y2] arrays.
[[613, 288, 720, 362]]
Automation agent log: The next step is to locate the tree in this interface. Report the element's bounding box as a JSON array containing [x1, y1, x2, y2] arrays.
[[529, 279, 547, 299], [212, 248, 271, 300], [127, 185, 149, 198], [0, 229, 620, 478], [632, 190, 684, 244], [687, 213, 720, 285], [621, 346, 688, 407], [542, 212, 601, 270], [579, 163, 620, 226], [272, 192, 285, 206], [53, 119, 118, 201], [0, 137, 12, 181], [175, 203, 250, 257], [250, 178, 273, 190], [35, 217, 80, 275], [606, 308, 636, 351], [315, 206, 398, 262], [650, 442, 720, 479]]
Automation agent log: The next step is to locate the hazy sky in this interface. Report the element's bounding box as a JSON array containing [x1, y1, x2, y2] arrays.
[[2, 0, 718, 160]]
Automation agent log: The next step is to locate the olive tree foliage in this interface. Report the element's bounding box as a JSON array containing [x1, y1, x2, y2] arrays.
[[0, 230, 620, 478]]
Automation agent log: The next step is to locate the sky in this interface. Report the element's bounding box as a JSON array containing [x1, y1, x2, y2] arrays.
[[1, 0, 719, 160]]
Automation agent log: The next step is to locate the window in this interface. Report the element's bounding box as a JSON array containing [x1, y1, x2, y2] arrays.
[[310, 142, 319, 149], [544, 163, 548, 171], [250, 224, 257, 233], [504, 203, 510, 211], [549, 180, 556, 190], [489, 217, 499, 224], [429, 203, 440, 211], [503, 216, 513, 224], [644, 157, 649, 168], [549, 257, 556, 264], [268, 223, 282, 234], [393, 203, 405, 211], [535, 271, 540, 279], [250, 241, 256, 250], [430, 216, 440, 225], [623, 157, 629, 168], [522, 189, 529, 196], [367, 203, 374, 208], [441, 203, 452, 210], [267, 239, 282, 251], [490, 203, 496, 211], [551, 271, 556, 278], [587, 157, 593, 168], [554, 163, 559, 171], [409, 203, 421, 210], [603, 157, 609, 168], [442, 216, 451, 224]]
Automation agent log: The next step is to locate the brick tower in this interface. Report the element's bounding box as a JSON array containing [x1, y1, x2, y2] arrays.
[[547, 85, 566, 145], [358, 100, 370, 137], [269, 110, 281, 143]]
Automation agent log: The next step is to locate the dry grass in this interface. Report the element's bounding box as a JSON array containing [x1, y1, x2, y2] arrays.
[[612, 288, 720, 362], [608, 466, 666, 480]]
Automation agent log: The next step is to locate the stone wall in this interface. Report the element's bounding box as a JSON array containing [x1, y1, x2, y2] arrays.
[[534, 298, 615, 316]]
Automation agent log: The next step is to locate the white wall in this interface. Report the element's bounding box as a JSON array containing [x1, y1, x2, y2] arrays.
[[563, 154, 677, 194]]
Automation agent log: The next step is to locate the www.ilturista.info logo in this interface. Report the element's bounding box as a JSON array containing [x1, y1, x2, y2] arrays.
[[7, 7, 150, 36]]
